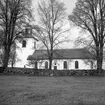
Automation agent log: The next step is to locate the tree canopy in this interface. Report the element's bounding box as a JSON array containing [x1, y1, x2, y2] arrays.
[[34, 0, 67, 69], [69, 0, 105, 72], [0, 0, 33, 72]]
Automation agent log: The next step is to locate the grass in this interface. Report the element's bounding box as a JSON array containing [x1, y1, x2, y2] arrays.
[[0, 76, 105, 105]]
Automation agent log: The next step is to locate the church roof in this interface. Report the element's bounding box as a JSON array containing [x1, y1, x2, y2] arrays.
[[27, 48, 96, 60]]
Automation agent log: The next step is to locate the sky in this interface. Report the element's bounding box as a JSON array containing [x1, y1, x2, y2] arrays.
[[32, 0, 77, 14], [31, 0, 79, 49], [60, 0, 77, 14]]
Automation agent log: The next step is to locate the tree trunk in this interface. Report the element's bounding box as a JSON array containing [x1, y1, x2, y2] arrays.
[[96, 45, 103, 74], [49, 58, 53, 70], [49, 48, 53, 70], [97, 57, 103, 70], [2, 47, 10, 73]]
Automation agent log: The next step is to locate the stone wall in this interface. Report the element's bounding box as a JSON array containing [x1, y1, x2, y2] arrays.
[[2, 67, 104, 76]]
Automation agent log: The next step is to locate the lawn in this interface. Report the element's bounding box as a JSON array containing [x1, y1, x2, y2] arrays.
[[0, 76, 105, 105]]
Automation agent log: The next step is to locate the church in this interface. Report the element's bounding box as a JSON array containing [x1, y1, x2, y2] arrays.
[[14, 28, 101, 70], [27, 49, 96, 70]]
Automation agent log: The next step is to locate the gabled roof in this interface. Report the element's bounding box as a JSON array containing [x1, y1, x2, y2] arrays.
[[27, 48, 96, 60]]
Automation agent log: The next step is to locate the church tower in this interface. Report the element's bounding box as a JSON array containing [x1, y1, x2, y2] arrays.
[[15, 27, 38, 68]]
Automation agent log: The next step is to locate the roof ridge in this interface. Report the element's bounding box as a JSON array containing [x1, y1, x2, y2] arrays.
[[36, 48, 86, 51]]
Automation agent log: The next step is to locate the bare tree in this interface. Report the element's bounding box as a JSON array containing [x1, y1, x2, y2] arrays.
[[33, 0, 69, 70], [0, 0, 33, 72], [69, 0, 105, 73], [74, 35, 96, 55]]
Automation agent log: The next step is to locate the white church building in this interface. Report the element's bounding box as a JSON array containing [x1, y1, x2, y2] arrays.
[[27, 49, 96, 70], [14, 28, 100, 70]]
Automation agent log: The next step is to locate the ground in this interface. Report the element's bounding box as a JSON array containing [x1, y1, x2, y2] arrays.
[[0, 76, 105, 105]]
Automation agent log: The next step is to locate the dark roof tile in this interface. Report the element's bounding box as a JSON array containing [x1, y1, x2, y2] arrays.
[[27, 48, 96, 60]]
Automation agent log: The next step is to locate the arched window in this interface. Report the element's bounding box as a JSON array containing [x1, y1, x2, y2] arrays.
[[35, 61, 38, 69], [75, 61, 79, 69], [64, 61, 67, 69], [91, 61, 93, 69], [34, 42, 36, 49], [22, 40, 26, 48], [45, 61, 48, 69]]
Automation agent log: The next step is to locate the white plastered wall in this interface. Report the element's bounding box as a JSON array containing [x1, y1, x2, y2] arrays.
[[37, 59, 96, 70], [15, 38, 36, 68]]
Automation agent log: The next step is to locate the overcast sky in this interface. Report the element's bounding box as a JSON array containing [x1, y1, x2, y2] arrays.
[[60, 0, 77, 14], [32, 0, 77, 14], [32, 0, 79, 49]]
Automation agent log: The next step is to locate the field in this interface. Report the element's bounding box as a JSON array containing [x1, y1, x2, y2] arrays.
[[0, 76, 105, 105]]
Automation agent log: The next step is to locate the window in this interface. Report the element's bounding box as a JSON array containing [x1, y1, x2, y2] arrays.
[[34, 42, 36, 49], [64, 61, 67, 69], [45, 61, 48, 69], [75, 61, 79, 69], [35, 61, 38, 69], [22, 40, 26, 48], [91, 61, 93, 69]]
